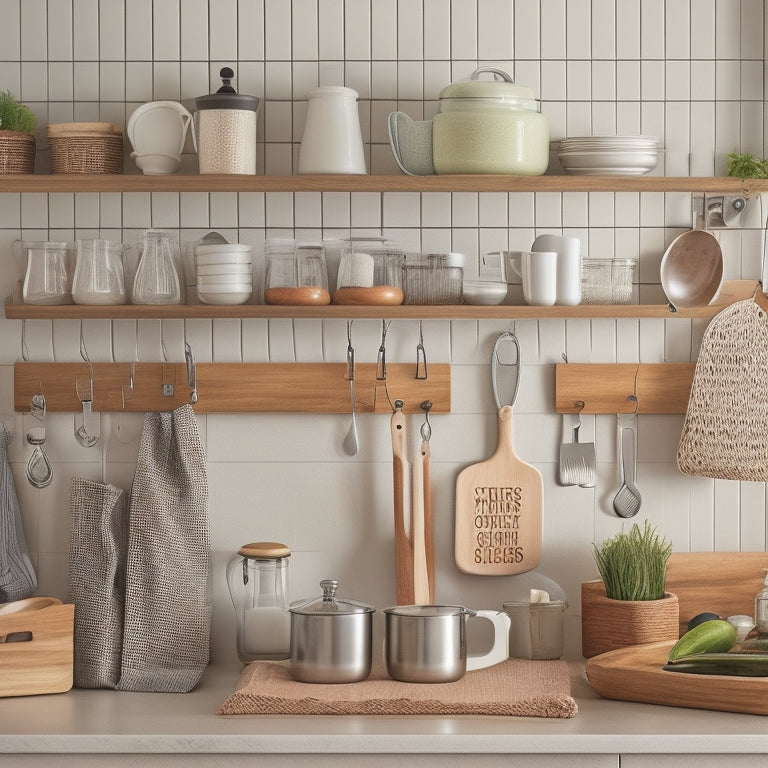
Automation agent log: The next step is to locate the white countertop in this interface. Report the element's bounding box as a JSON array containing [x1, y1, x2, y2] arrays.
[[1, 663, 768, 756]]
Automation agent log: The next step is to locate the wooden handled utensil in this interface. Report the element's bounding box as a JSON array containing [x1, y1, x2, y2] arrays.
[[455, 332, 543, 575], [391, 400, 414, 604]]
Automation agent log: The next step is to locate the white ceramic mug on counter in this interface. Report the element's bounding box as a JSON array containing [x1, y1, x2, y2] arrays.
[[531, 234, 582, 306], [509, 250, 558, 306]]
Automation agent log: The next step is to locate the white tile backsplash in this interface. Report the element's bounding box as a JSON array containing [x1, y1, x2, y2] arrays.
[[1, 0, 767, 664]]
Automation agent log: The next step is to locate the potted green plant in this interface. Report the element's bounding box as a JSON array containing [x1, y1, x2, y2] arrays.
[[581, 522, 679, 658], [0, 90, 36, 174]]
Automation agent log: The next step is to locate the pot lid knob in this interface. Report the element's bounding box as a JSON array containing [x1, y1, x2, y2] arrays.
[[217, 67, 237, 94], [320, 579, 339, 604], [471, 66, 514, 83]]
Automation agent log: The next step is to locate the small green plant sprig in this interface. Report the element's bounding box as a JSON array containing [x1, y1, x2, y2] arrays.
[[592, 521, 672, 601], [726, 151, 768, 179], [0, 90, 36, 134]]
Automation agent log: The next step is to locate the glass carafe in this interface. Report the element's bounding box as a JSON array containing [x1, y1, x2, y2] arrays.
[[226, 542, 291, 662], [22, 241, 71, 305], [131, 229, 182, 304], [72, 239, 126, 305]]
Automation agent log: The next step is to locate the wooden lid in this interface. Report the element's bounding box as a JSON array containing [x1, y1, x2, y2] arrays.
[[47, 122, 123, 137], [237, 542, 291, 559]]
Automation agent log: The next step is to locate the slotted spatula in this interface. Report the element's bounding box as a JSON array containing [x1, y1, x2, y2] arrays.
[[559, 407, 596, 488]]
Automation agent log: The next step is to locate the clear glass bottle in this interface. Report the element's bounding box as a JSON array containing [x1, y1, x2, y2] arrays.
[[22, 241, 71, 305], [755, 570, 768, 638], [226, 542, 291, 662], [131, 229, 182, 305], [72, 239, 127, 305]]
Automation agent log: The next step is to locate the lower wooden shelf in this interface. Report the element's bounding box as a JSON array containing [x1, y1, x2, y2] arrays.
[[3, 280, 760, 321]]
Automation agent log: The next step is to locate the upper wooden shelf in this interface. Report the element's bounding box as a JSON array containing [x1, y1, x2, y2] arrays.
[[0, 174, 765, 195], [5, 281, 760, 321]]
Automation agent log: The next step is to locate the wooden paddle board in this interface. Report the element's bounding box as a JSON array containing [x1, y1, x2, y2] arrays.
[[586, 640, 768, 716], [454, 405, 543, 575]]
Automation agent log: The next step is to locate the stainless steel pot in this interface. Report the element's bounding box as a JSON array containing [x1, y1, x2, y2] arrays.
[[384, 605, 510, 683], [289, 579, 374, 684]]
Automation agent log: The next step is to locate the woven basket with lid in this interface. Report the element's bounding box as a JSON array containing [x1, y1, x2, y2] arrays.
[[48, 122, 123, 174], [0, 130, 35, 174]]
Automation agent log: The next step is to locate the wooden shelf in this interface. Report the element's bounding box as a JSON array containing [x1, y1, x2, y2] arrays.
[[0, 174, 765, 195], [5, 280, 760, 321]]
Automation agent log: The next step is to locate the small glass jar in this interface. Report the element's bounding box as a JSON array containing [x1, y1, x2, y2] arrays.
[[333, 237, 406, 305], [264, 239, 331, 305], [131, 229, 182, 305], [72, 239, 126, 305], [22, 241, 72, 305], [226, 542, 291, 662]]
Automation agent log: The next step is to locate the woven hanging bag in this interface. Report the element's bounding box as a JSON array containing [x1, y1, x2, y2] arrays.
[[677, 298, 768, 481]]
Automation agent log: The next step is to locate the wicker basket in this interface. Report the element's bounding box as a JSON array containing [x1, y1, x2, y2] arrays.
[[48, 122, 123, 174], [581, 580, 679, 658], [0, 130, 35, 174]]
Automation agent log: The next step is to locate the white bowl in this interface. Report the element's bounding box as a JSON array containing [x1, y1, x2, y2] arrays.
[[195, 252, 253, 267], [195, 280, 253, 291], [195, 263, 252, 277], [462, 280, 508, 305], [195, 243, 253, 256], [197, 289, 253, 305], [133, 152, 181, 175]]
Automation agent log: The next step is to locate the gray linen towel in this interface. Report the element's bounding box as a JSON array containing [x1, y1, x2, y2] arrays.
[[117, 404, 210, 693], [67, 478, 127, 688], [0, 424, 37, 602]]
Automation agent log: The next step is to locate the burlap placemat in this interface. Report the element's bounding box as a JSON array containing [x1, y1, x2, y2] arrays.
[[217, 659, 577, 718]]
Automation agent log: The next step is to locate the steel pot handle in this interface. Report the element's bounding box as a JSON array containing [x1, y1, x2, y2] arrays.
[[470, 66, 514, 83], [465, 610, 511, 672]]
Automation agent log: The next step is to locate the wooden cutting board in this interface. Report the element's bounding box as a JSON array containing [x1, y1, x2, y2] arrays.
[[454, 405, 542, 575], [586, 552, 768, 715]]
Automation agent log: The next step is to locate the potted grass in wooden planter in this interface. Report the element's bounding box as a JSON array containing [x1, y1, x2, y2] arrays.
[[582, 521, 678, 658], [0, 90, 36, 174]]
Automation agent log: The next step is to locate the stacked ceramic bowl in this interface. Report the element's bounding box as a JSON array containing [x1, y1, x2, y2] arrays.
[[194, 243, 253, 305], [558, 136, 659, 175]]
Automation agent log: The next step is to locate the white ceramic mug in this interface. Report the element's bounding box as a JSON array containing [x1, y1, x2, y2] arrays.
[[531, 234, 582, 306], [510, 251, 558, 306]]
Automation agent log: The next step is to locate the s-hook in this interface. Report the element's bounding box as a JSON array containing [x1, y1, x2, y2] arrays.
[[376, 320, 391, 381], [415, 320, 427, 380], [75, 325, 100, 447], [185, 342, 198, 404]]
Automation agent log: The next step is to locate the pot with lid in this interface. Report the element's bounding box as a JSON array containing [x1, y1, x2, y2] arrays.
[[389, 67, 549, 176], [194, 67, 260, 175], [289, 579, 375, 683]]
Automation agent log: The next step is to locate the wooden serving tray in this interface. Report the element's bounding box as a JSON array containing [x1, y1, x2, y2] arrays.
[[585, 552, 768, 715], [586, 640, 768, 716]]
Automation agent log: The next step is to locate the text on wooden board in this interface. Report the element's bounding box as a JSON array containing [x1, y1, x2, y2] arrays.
[[472, 486, 525, 565]]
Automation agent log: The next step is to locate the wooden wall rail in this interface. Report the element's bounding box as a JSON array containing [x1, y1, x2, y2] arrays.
[[555, 363, 696, 414], [14, 362, 450, 415]]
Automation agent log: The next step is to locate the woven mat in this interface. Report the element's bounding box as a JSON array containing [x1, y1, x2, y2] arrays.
[[217, 659, 577, 718]]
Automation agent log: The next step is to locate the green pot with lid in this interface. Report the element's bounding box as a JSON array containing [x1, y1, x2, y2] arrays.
[[432, 67, 550, 176]]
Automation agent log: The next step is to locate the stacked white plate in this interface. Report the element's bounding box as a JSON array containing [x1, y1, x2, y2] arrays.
[[558, 136, 660, 175], [195, 243, 253, 305]]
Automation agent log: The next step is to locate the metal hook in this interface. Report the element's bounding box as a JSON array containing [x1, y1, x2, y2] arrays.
[[415, 320, 428, 380], [21, 319, 29, 362], [346, 321, 355, 381], [185, 342, 198, 404], [376, 319, 390, 381], [75, 323, 99, 447], [419, 399, 432, 442], [627, 367, 639, 414], [574, 399, 585, 438], [121, 362, 135, 410]]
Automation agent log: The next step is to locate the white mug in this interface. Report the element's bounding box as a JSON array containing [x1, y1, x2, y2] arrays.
[[531, 234, 582, 306], [510, 251, 558, 306]]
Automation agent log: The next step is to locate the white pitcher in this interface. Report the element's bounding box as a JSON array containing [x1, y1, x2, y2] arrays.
[[298, 86, 367, 175], [127, 100, 195, 175]]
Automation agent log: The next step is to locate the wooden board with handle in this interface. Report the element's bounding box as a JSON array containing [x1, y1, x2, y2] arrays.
[[586, 552, 768, 715], [454, 405, 542, 575]]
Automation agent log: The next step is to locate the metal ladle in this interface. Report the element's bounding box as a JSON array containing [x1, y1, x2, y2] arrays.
[[342, 321, 359, 456]]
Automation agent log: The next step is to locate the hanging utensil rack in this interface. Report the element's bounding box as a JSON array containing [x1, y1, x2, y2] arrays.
[[555, 363, 695, 414], [13, 362, 450, 414]]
